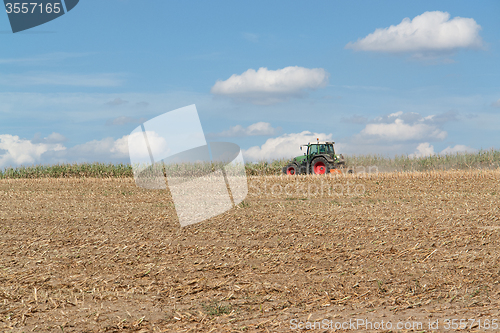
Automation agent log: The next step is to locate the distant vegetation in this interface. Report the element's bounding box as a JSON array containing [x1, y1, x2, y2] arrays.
[[0, 163, 132, 179], [344, 148, 500, 173], [1, 149, 499, 179]]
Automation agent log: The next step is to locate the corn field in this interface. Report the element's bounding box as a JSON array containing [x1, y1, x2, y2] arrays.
[[1, 149, 499, 179], [1, 169, 500, 330]]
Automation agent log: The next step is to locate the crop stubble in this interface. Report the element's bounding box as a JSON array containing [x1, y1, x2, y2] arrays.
[[0, 170, 500, 332]]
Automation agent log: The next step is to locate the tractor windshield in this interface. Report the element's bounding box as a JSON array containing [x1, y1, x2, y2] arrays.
[[308, 144, 335, 155], [308, 145, 318, 155]]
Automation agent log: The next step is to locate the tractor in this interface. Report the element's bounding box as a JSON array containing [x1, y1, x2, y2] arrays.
[[282, 139, 347, 175]]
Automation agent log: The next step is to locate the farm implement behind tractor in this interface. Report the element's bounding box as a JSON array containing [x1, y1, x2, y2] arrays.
[[282, 139, 349, 175]]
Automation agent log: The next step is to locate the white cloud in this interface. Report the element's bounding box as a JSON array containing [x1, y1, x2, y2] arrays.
[[440, 144, 476, 155], [243, 131, 332, 161], [338, 111, 459, 156], [210, 122, 279, 137], [0, 134, 66, 168], [241, 111, 458, 161], [389, 111, 403, 117], [0, 132, 160, 168], [410, 142, 476, 158], [66, 137, 129, 159], [0, 72, 123, 87], [410, 142, 436, 158], [0, 135, 131, 168], [211, 66, 329, 104], [491, 99, 500, 108], [361, 119, 447, 141], [121, 131, 169, 161], [346, 11, 483, 56], [358, 112, 447, 142], [49, 132, 166, 163]]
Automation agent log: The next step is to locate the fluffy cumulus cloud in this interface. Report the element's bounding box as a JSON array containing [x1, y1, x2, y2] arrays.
[[243, 131, 332, 161], [209, 122, 279, 138], [0, 134, 66, 168], [410, 142, 476, 158], [0, 132, 152, 168], [123, 130, 169, 162], [44, 132, 167, 164], [440, 144, 476, 155], [410, 142, 436, 158], [357, 111, 448, 142], [333, 111, 463, 156], [211, 66, 329, 104], [241, 110, 460, 161], [61, 137, 129, 161], [346, 11, 483, 56]]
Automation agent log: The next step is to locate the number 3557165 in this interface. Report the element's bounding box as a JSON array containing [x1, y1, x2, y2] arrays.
[[5, 3, 61, 14]]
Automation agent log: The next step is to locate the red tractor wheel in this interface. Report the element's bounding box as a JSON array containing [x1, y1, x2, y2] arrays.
[[286, 164, 298, 175], [312, 157, 330, 175]]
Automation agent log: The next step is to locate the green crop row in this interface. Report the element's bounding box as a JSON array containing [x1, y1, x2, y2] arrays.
[[0, 149, 499, 179], [343, 148, 500, 173], [0, 163, 133, 179]]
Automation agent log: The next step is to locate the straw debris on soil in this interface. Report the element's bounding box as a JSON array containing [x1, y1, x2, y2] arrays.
[[0, 170, 499, 332]]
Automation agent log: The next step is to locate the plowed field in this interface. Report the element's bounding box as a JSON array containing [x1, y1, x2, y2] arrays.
[[1, 170, 500, 332]]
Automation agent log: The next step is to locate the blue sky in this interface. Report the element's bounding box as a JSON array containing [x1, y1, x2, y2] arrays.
[[1, 0, 499, 167]]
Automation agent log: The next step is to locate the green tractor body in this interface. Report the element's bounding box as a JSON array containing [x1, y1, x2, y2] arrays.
[[282, 140, 347, 175]]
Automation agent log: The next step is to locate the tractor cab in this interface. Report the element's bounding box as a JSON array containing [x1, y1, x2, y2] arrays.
[[300, 141, 336, 162], [303, 142, 335, 158]]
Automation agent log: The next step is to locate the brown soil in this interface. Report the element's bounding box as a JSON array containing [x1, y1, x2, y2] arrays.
[[1, 170, 500, 332]]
